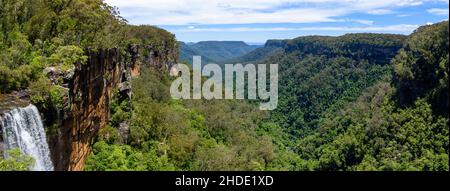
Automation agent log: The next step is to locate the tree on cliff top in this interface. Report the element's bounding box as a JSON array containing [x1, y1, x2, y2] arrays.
[[0, 0, 178, 94]]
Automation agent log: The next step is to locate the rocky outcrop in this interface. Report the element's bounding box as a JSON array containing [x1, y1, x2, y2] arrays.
[[142, 43, 178, 71], [0, 90, 30, 114], [48, 44, 177, 171]]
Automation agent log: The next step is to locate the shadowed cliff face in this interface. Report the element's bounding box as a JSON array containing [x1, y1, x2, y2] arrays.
[[48, 45, 177, 171]]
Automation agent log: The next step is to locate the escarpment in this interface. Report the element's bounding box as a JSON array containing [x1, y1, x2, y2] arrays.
[[0, 0, 182, 171], [48, 44, 178, 171]]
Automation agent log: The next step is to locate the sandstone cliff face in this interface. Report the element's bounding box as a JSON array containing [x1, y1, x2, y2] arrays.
[[48, 44, 177, 171]]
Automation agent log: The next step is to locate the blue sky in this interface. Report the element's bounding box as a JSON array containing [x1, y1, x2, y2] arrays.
[[105, 0, 449, 43]]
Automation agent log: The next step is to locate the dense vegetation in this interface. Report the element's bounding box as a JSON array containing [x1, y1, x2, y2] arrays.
[[272, 22, 449, 170], [85, 22, 448, 171], [1, 0, 118, 93], [269, 33, 407, 136], [85, 68, 302, 170], [0, 0, 176, 94], [0, 0, 177, 127], [0, 148, 34, 171], [0, 0, 177, 170], [0, 0, 447, 171]]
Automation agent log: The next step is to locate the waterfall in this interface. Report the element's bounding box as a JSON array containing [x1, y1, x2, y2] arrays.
[[0, 104, 54, 171]]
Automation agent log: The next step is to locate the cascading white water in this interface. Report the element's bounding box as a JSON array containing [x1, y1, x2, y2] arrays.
[[0, 104, 54, 171]]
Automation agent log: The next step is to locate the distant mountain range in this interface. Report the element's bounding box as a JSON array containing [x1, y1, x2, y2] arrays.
[[179, 41, 261, 64], [225, 39, 288, 64]]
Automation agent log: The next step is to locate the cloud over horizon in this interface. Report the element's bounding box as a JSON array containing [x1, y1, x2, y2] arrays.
[[173, 24, 419, 33], [106, 0, 447, 25], [104, 0, 449, 42]]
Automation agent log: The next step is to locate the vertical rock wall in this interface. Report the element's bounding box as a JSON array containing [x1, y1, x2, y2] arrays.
[[49, 44, 177, 171]]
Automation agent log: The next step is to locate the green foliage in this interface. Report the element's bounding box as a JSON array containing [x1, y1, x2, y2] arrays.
[[85, 141, 175, 171], [286, 33, 406, 65], [268, 33, 404, 136], [287, 23, 449, 171], [0, 0, 176, 94], [393, 21, 449, 115], [1, 0, 447, 172], [97, 125, 120, 145], [109, 95, 131, 128], [86, 67, 298, 171], [48, 45, 87, 70], [29, 76, 67, 110], [0, 63, 35, 93], [295, 83, 448, 171], [0, 148, 35, 171], [121, 25, 177, 54], [0, 29, 38, 93], [86, 23, 448, 171]]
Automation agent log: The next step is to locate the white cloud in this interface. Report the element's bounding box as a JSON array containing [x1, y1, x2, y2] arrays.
[[349, 19, 375, 25], [397, 14, 412, 17], [105, 0, 444, 25], [428, 8, 450, 15], [367, 9, 395, 15], [174, 24, 419, 33]]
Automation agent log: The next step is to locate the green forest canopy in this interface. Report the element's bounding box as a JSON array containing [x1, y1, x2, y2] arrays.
[[86, 22, 448, 171], [0, 0, 448, 171]]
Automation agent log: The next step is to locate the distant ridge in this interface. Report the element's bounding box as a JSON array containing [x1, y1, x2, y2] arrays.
[[226, 39, 288, 64], [179, 41, 261, 64]]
